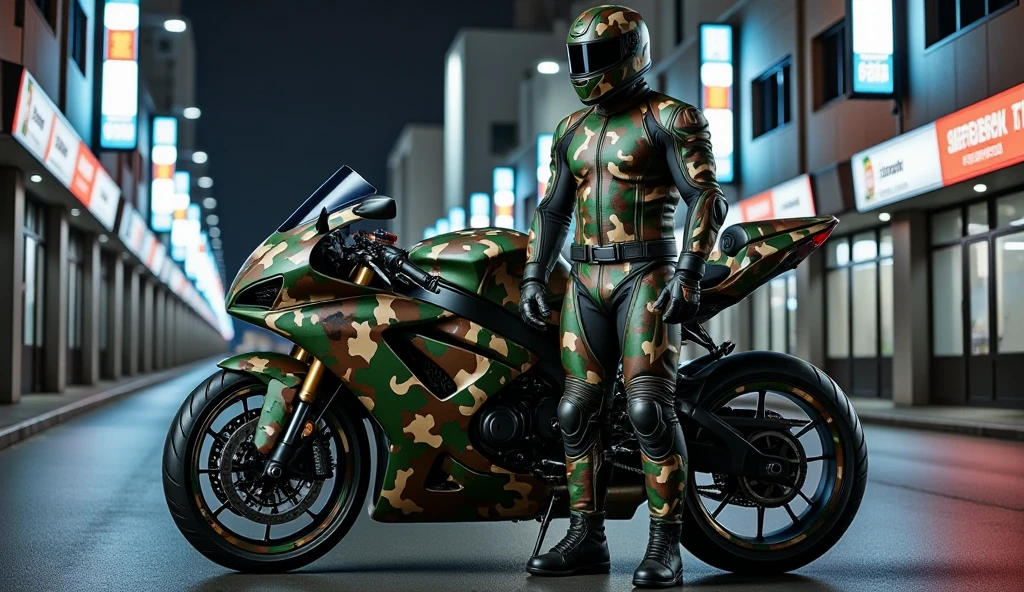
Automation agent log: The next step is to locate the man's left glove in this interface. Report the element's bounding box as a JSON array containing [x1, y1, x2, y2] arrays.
[[653, 269, 701, 324]]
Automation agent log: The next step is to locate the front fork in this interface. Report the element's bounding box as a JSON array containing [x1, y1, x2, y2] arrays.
[[262, 265, 374, 479]]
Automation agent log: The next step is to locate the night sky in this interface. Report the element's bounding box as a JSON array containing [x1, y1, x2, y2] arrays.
[[181, 0, 516, 277]]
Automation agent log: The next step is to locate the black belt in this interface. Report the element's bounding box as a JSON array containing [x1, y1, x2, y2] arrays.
[[570, 239, 678, 263]]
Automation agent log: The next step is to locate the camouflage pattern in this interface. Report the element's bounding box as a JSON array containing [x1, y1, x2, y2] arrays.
[[567, 5, 651, 104], [253, 379, 299, 454], [409, 228, 569, 321], [641, 452, 687, 521], [695, 216, 839, 322], [227, 203, 554, 523], [566, 442, 603, 512], [217, 352, 307, 388]]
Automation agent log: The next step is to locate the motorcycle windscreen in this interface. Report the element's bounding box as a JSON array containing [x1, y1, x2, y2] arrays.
[[278, 165, 377, 232]]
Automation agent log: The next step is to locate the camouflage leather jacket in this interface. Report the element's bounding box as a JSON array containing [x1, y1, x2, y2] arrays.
[[524, 84, 726, 283]]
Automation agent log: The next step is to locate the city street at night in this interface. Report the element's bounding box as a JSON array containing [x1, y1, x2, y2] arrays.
[[0, 363, 1021, 592]]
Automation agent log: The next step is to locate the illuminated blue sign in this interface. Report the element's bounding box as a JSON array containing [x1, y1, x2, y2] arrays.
[[849, 0, 895, 96], [699, 24, 735, 183], [100, 0, 140, 149], [470, 192, 491, 228], [449, 207, 466, 231]]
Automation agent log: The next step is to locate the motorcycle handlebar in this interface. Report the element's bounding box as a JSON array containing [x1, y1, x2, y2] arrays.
[[397, 258, 440, 293]]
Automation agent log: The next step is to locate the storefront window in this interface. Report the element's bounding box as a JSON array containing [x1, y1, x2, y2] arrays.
[[750, 271, 796, 353], [996, 231, 1024, 353], [967, 241, 989, 355], [770, 277, 787, 353], [996, 191, 1024, 228], [932, 208, 963, 244], [753, 285, 770, 350], [852, 262, 878, 357], [880, 258, 894, 356], [967, 202, 989, 235], [931, 245, 963, 356], [22, 201, 45, 348], [826, 268, 849, 357]]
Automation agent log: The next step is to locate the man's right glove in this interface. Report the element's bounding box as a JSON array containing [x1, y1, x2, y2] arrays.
[[519, 280, 550, 330]]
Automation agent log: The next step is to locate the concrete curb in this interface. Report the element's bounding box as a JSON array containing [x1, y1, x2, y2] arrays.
[[857, 411, 1024, 441], [0, 358, 217, 452]]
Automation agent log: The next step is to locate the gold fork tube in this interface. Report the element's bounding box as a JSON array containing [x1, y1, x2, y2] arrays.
[[290, 345, 309, 361], [353, 265, 375, 286], [297, 358, 326, 404]]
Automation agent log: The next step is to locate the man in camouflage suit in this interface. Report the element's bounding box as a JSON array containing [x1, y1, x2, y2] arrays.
[[519, 5, 728, 588]]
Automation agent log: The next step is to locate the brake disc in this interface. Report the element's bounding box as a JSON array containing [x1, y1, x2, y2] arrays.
[[217, 419, 327, 525]]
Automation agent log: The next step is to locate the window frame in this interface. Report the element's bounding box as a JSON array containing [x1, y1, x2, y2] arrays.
[[928, 191, 1024, 359], [752, 57, 793, 139], [749, 270, 798, 355], [825, 226, 894, 361], [925, 0, 1019, 50], [814, 19, 847, 109], [69, 0, 88, 74]]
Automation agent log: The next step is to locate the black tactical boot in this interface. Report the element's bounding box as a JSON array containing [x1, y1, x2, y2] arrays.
[[633, 518, 683, 588], [526, 511, 611, 576]]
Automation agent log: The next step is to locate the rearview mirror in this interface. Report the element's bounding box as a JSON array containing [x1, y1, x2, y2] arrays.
[[354, 196, 397, 220]]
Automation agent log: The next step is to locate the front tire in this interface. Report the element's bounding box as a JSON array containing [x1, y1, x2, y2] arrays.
[[163, 369, 371, 572], [681, 352, 868, 574]]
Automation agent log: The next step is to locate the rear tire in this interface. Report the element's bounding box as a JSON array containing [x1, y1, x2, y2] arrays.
[[163, 369, 371, 572], [681, 352, 868, 574]]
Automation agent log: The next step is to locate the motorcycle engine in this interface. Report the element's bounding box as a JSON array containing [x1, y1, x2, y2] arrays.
[[470, 372, 561, 473]]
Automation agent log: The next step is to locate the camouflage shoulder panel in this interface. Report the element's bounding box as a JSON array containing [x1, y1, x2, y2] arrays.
[[556, 107, 592, 143], [645, 92, 701, 135], [218, 352, 308, 388]]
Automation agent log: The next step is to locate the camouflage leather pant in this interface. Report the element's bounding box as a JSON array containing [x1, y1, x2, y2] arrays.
[[558, 259, 689, 521]]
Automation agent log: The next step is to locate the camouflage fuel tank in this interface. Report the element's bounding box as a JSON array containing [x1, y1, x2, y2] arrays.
[[408, 229, 570, 324]]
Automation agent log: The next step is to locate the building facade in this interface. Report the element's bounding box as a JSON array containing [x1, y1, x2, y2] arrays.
[[387, 124, 443, 248], [0, 0, 231, 405], [422, 0, 1024, 409]]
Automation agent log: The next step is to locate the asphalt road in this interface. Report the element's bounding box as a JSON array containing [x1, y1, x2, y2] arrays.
[[0, 362, 1022, 592]]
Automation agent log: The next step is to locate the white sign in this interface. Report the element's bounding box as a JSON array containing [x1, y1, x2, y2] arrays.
[[12, 69, 122, 231], [852, 123, 944, 211], [100, 0, 140, 149], [850, 0, 895, 96]]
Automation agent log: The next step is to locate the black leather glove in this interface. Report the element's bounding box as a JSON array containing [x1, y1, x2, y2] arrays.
[[519, 280, 550, 330], [653, 269, 701, 324]]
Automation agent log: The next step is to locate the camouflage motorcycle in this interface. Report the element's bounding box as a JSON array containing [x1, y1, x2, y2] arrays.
[[163, 166, 867, 574]]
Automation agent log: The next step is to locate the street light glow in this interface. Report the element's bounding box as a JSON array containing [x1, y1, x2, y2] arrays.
[[29, 174, 42, 183], [163, 19, 187, 33], [206, 214, 219, 226], [878, 212, 891, 222], [191, 151, 208, 164], [537, 61, 560, 74], [202, 197, 217, 209], [198, 176, 213, 189], [70, 208, 80, 217], [973, 183, 987, 193], [183, 107, 201, 120]]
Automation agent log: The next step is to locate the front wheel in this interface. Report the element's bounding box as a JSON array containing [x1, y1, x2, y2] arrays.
[[681, 352, 868, 574], [162, 369, 370, 572]]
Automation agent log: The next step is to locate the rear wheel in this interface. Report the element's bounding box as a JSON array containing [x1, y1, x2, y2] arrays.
[[681, 353, 868, 574], [163, 369, 370, 572]]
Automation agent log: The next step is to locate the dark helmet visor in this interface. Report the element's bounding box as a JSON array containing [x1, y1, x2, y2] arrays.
[[567, 38, 625, 76]]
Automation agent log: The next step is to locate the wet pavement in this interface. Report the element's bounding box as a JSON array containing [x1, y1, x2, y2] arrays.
[[0, 362, 1021, 592]]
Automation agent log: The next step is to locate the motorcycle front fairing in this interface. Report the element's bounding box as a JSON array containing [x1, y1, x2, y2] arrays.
[[223, 166, 556, 524]]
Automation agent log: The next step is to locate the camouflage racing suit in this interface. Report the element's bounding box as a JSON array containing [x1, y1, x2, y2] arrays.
[[522, 82, 728, 524]]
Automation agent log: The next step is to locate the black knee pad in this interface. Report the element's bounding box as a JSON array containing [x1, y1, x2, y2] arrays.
[[625, 375, 681, 460], [559, 378, 603, 456]]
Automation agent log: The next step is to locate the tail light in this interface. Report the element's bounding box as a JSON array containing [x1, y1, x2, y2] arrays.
[[812, 225, 835, 247]]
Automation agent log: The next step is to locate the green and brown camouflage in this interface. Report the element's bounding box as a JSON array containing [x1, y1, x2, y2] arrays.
[[622, 263, 679, 382], [695, 216, 838, 322], [223, 192, 833, 525], [217, 352, 307, 388], [566, 444, 603, 512], [409, 228, 569, 321], [559, 290, 606, 389], [641, 452, 687, 521], [567, 5, 651, 104], [253, 379, 299, 454], [227, 203, 555, 522]]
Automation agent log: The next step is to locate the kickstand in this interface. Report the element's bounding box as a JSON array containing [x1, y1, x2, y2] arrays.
[[532, 492, 558, 557]]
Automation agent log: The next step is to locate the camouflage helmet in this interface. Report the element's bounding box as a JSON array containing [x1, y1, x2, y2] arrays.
[[566, 5, 651, 105]]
